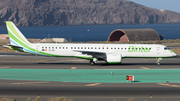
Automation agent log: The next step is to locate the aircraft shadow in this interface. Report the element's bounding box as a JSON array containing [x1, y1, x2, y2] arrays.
[[38, 62, 180, 66]]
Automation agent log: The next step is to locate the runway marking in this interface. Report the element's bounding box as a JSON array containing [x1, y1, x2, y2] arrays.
[[85, 83, 101, 86], [11, 81, 49, 85], [71, 67, 76, 69], [157, 83, 180, 87], [140, 67, 150, 69]]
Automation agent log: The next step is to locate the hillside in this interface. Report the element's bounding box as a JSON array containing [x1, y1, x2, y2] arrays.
[[0, 0, 180, 26]]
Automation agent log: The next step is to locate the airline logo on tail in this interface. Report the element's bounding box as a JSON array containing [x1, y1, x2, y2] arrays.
[[6, 21, 39, 55], [6, 21, 31, 47], [6, 21, 57, 56]]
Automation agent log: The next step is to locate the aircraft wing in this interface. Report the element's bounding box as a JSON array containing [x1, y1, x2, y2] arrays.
[[74, 50, 105, 54], [74, 50, 106, 58]]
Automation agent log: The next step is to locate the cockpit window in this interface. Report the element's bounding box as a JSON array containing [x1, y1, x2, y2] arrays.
[[164, 47, 170, 50]]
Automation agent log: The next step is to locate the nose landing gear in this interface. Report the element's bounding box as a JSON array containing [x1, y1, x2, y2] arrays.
[[157, 60, 160, 66], [156, 58, 162, 66]]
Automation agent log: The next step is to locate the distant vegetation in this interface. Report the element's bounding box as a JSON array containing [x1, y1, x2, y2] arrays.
[[0, 97, 73, 101]]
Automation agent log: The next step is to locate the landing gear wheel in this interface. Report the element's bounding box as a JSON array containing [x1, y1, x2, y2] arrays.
[[90, 60, 95, 66], [157, 58, 162, 66], [157, 60, 160, 66]]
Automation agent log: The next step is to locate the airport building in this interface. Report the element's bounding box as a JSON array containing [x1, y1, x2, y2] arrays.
[[107, 28, 160, 42], [0, 34, 9, 39]]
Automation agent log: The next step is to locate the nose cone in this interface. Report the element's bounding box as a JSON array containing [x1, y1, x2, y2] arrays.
[[169, 50, 177, 57], [174, 53, 178, 57]]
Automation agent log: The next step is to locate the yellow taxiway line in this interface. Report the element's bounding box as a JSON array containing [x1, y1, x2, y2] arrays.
[[157, 83, 180, 88], [71, 67, 76, 69], [140, 67, 150, 69], [11, 82, 49, 85], [85, 83, 101, 86], [0, 66, 10, 68]]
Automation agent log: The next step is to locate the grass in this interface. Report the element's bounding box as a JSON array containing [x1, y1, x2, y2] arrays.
[[0, 97, 169, 101], [0, 97, 72, 101]]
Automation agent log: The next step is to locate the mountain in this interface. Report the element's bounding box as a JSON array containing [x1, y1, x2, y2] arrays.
[[0, 0, 180, 26]]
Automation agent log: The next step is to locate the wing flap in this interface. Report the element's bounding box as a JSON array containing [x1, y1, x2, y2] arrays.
[[74, 50, 106, 59], [74, 50, 105, 54]]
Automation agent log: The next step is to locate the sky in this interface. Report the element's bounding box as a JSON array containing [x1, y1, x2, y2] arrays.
[[129, 0, 180, 13]]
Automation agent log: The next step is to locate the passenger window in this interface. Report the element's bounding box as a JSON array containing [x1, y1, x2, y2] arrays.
[[74, 47, 76, 49], [81, 47, 83, 49], [66, 47, 68, 49], [84, 47, 86, 49], [42, 47, 44, 49], [59, 47, 61, 49]]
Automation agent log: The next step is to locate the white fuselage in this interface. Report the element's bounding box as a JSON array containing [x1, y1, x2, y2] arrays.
[[31, 43, 177, 58]]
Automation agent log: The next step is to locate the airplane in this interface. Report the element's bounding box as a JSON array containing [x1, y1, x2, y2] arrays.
[[5, 21, 177, 65]]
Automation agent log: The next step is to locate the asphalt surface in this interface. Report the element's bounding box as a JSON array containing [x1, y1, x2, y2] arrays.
[[0, 52, 180, 101]]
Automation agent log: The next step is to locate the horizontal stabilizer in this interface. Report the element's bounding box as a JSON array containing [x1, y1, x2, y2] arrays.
[[6, 44, 22, 48]]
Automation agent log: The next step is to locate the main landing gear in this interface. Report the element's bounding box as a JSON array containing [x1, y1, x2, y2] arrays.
[[90, 58, 98, 66], [90, 60, 95, 66]]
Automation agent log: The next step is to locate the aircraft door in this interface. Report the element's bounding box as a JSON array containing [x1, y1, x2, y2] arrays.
[[35, 45, 40, 54], [101, 46, 106, 53], [106, 46, 109, 52], [156, 47, 160, 54]]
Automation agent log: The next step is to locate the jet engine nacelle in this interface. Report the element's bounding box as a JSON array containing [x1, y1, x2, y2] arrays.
[[105, 53, 122, 64]]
